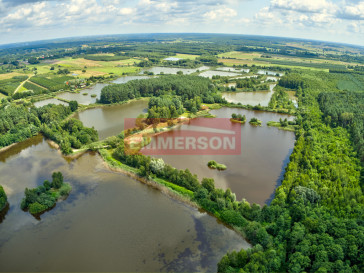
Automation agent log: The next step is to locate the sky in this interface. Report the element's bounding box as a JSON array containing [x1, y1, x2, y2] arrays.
[[0, 0, 363, 46]]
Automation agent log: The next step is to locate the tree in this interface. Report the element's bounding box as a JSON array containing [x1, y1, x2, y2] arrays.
[[0, 185, 7, 211], [27, 57, 39, 64], [201, 178, 215, 192], [52, 172, 64, 189], [69, 100, 78, 112]]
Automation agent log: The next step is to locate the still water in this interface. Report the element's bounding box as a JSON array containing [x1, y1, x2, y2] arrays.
[[142, 107, 295, 205], [222, 84, 276, 106], [199, 70, 241, 78], [257, 70, 284, 76], [0, 136, 249, 272], [33, 98, 68, 108], [56, 76, 151, 105], [74, 99, 148, 140], [216, 67, 250, 73], [140, 66, 210, 75]]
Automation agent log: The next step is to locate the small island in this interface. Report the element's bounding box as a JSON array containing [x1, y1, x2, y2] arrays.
[[91, 94, 97, 98], [207, 160, 227, 171], [267, 118, 296, 132], [0, 185, 8, 213], [249, 117, 262, 126], [21, 172, 72, 216], [230, 113, 246, 124]]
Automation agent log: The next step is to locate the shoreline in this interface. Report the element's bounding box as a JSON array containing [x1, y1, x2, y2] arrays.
[[0, 142, 19, 154], [97, 149, 249, 242]]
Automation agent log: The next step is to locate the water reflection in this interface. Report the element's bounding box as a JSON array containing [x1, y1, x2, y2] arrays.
[[0, 137, 249, 272], [75, 100, 148, 140], [33, 98, 68, 108], [140, 66, 210, 75], [222, 84, 275, 106], [143, 107, 295, 204]]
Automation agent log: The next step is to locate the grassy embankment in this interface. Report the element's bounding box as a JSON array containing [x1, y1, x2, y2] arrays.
[[266, 121, 296, 132]]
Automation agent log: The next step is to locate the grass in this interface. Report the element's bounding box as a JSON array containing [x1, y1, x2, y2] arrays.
[[254, 58, 347, 70], [218, 51, 262, 59], [18, 86, 28, 93], [87, 66, 139, 75], [218, 58, 268, 66], [217, 50, 362, 71], [336, 73, 364, 91], [266, 121, 296, 132], [33, 57, 142, 78], [0, 72, 25, 80], [230, 118, 246, 124]]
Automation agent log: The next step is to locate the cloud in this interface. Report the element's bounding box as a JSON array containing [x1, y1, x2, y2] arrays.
[[338, 1, 364, 20], [0, 0, 362, 45], [2, 0, 56, 6], [203, 6, 237, 21], [271, 0, 337, 13]]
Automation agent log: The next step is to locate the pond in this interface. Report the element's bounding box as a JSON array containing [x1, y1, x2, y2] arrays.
[[216, 67, 250, 73], [0, 136, 249, 272], [222, 84, 276, 106], [257, 70, 284, 76], [199, 70, 241, 78], [139, 66, 210, 75], [142, 107, 295, 205], [56, 76, 151, 105], [74, 99, 148, 140], [33, 98, 68, 108]]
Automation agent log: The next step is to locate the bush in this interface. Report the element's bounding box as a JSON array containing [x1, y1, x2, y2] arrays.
[[0, 185, 7, 211], [29, 202, 48, 214]]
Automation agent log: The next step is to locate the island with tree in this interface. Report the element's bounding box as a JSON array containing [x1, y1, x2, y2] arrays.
[[249, 117, 262, 126], [21, 172, 71, 216], [207, 160, 227, 170], [230, 113, 246, 124]]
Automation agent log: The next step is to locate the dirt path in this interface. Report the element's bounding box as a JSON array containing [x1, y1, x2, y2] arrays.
[[14, 75, 32, 94]]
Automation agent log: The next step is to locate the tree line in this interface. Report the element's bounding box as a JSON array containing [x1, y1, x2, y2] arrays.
[[100, 75, 226, 109]]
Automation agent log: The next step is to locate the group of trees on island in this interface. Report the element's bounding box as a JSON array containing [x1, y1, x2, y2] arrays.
[[100, 75, 224, 106], [21, 172, 71, 215], [231, 113, 246, 122]]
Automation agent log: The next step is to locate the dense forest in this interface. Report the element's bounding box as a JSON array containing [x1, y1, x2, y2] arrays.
[[100, 75, 225, 107], [0, 100, 97, 154], [217, 70, 364, 272], [318, 91, 364, 183]]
